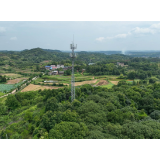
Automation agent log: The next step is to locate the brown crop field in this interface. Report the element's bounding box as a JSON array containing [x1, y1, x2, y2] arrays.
[[1, 73, 22, 78], [75, 79, 97, 86], [21, 84, 63, 92], [7, 78, 27, 84], [110, 81, 119, 85], [97, 80, 109, 86]]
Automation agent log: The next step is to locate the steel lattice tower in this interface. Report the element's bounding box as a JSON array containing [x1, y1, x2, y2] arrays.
[[70, 41, 77, 102]]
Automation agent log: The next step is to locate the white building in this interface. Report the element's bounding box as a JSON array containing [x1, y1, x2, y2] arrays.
[[57, 64, 64, 68]]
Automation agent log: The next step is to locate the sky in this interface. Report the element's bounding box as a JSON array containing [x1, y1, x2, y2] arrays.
[[1, 21, 160, 51]]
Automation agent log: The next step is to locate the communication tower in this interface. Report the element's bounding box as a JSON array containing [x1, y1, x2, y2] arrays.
[[70, 39, 77, 102]]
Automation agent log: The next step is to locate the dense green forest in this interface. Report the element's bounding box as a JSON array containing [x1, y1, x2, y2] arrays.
[[1, 81, 160, 139], [0, 48, 131, 68], [0, 75, 6, 83]]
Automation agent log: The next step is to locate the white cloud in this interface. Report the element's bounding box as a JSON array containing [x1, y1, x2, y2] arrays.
[[115, 34, 128, 38], [106, 36, 114, 39], [0, 27, 6, 33], [10, 36, 17, 41], [106, 33, 129, 40], [96, 37, 105, 41], [98, 22, 160, 41], [150, 23, 160, 29], [132, 27, 155, 34]]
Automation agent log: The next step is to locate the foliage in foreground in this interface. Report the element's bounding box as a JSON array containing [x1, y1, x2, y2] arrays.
[[1, 82, 160, 139]]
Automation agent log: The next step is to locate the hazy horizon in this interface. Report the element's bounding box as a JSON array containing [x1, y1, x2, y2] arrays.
[[1, 48, 160, 52], [1, 21, 160, 51]]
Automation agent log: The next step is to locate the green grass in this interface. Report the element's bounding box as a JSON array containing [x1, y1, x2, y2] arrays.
[[100, 83, 114, 89], [94, 80, 101, 85], [126, 81, 133, 84], [100, 80, 114, 89], [134, 79, 140, 82], [1, 73, 23, 79], [0, 97, 7, 103], [34, 74, 120, 87], [0, 92, 5, 97]]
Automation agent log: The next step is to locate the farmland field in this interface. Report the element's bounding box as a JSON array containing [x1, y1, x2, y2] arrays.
[[0, 81, 24, 92], [6, 78, 28, 84], [21, 84, 63, 92], [0, 84, 16, 92], [32, 74, 120, 88], [75, 79, 97, 86], [1, 73, 22, 78], [34, 75, 95, 84]]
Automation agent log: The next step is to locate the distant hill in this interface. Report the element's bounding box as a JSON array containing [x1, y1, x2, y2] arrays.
[[42, 49, 62, 53], [95, 51, 121, 55], [0, 50, 21, 52]]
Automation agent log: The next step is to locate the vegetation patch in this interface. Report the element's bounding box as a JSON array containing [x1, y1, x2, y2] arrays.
[[110, 81, 119, 85], [0, 92, 5, 97], [0, 82, 22, 92]]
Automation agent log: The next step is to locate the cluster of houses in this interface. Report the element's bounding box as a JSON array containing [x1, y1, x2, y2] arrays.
[[45, 65, 65, 70], [117, 62, 128, 67], [45, 64, 72, 75]]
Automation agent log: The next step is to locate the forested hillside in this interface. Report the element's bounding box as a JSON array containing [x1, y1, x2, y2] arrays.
[[1, 48, 160, 139], [0, 48, 129, 67], [1, 82, 160, 139]]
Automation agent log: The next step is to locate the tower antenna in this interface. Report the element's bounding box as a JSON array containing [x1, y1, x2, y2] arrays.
[[70, 36, 77, 102]]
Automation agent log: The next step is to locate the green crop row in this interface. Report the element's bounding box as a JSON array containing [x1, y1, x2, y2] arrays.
[[0, 81, 24, 92]]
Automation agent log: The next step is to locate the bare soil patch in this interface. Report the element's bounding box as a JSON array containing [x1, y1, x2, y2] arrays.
[[97, 80, 109, 86], [2, 73, 21, 77], [75, 79, 97, 86], [110, 81, 119, 85], [21, 84, 63, 92], [7, 78, 27, 84]]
